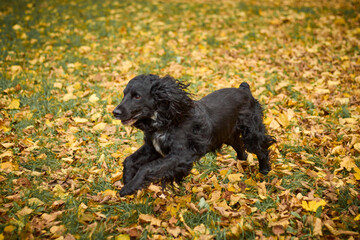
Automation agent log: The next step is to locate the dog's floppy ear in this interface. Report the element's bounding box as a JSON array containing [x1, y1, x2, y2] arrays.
[[150, 75, 193, 125]]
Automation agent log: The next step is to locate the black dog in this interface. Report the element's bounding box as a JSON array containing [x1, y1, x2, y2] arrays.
[[113, 74, 275, 196]]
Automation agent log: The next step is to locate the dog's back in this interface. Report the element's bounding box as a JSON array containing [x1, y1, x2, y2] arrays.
[[196, 86, 254, 149]]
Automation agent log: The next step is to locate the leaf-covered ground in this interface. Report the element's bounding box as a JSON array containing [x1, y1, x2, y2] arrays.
[[1, 0, 360, 239]]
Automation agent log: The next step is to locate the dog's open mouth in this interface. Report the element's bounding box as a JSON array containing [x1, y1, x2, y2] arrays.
[[121, 113, 142, 126], [122, 118, 138, 126]]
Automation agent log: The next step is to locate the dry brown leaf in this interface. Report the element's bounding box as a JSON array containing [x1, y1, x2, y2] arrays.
[[138, 214, 161, 227]]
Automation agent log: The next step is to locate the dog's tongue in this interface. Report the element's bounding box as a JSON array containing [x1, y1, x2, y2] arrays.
[[122, 118, 137, 126]]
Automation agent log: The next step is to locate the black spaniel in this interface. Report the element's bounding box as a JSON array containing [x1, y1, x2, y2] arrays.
[[113, 74, 275, 196]]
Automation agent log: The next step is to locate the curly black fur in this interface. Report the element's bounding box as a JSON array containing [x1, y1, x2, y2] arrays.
[[113, 74, 275, 196]]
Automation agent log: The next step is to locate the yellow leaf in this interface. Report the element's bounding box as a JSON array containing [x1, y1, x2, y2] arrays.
[[12, 24, 21, 30], [354, 143, 360, 152], [10, 65, 22, 73], [219, 169, 228, 176], [227, 173, 243, 183], [112, 119, 122, 125], [63, 93, 77, 101], [102, 189, 117, 197], [277, 112, 290, 127], [0, 150, 13, 158], [335, 98, 349, 105], [52, 184, 66, 197], [120, 61, 133, 72], [257, 181, 267, 199], [0, 125, 11, 132], [210, 175, 221, 191], [191, 168, 199, 175], [0, 161, 18, 171], [89, 94, 99, 103], [331, 145, 345, 155], [111, 171, 122, 183], [354, 167, 360, 180], [269, 117, 281, 130], [227, 183, 237, 192], [111, 151, 122, 158], [28, 198, 44, 206], [244, 178, 257, 187], [340, 156, 357, 171], [91, 112, 102, 121], [4, 225, 15, 232], [230, 194, 246, 206], [115, 234, 130, 240], [354, 214, 360, 221], [8, 99, 20, 109], [315, 88, 330, 94], [79, 45, 91, 54], [208, 191, 221, 203], [302, 199, 326, 212], [93, 122, 107, 131], [73, 82, 82, 90], [334, 17, 345, 25], [216, 200, 231, 211], [54, 82, 62, 88], [73, 117, 88, 123]]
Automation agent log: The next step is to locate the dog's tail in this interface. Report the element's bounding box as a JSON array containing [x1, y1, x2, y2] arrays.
[[239, 82, 250, 91]]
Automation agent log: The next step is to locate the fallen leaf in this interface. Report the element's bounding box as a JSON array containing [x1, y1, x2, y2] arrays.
[[313, 217, 323, 236], [93, 122, 107, 131], [0, 161, 18, 171], [114, 234, 130, 240], [101, 189, 117, 197], [28, 198, 44, 206], [227, 173, 243, 183], [257, 181, 267, 199], [7, 99, 20, 109], [302, 199, 326, 212], [138, 214, 161, 226], [1, 143, 15, 148], [272, 225, 285, 235], [4, 225, 15, 233], [340, 156, 357, 171], [89, 94, 100, 103], [73, 117, 88, 123], [16, 206, 33, 217], [167, 226, 181, 237], [354, 143, 360, 152]]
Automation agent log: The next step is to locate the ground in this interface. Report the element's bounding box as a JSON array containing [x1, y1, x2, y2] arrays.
[[0, 0, 359, 239]]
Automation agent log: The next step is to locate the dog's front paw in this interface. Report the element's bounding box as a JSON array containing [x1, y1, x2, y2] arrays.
[[118, 185, 135, 197], [259, 167, 271, 175], [237, 152, 248, 161]]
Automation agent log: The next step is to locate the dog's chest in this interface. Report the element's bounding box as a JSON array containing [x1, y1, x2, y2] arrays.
[[151, 132, 168, 156]]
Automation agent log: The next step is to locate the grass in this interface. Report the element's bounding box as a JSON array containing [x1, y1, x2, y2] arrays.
[[1, 0, 360, 239]]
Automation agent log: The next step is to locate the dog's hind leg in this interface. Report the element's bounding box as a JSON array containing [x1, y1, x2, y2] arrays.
[[238, 107, 275, 175], [240, 126, 275, 175], [226, 131, 248, 161]]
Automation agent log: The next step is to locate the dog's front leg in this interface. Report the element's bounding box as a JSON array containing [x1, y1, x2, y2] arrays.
[[122, 143, 161, 184], [119, 153, 194, 197]]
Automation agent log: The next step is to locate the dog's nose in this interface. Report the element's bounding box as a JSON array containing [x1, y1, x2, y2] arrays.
[[112, 108, 122, 116]]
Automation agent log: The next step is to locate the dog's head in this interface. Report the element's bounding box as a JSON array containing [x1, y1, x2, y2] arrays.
[[113, 74, 193, 129]]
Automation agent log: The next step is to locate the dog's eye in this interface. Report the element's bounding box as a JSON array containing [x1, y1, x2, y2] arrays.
[[133, 94, 141, 100]]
